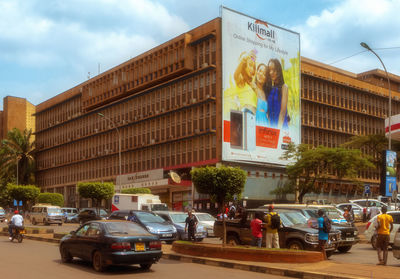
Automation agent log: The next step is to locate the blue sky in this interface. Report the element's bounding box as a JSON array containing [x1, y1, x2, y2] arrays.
[[1, 0, 399, 108]]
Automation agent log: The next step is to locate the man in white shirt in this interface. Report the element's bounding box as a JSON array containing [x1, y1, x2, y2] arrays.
[[8, 210, 24, 240]]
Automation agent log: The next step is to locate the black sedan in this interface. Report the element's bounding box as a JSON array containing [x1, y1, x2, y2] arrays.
[[59, 220, 162, 272]]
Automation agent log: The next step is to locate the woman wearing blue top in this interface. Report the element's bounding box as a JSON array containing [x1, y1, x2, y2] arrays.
[[266, 59, 289, 130], [317, 209, 328, 259]]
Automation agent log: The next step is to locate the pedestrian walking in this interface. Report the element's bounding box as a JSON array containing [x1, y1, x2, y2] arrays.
[[317, 209, 330, 259], [250, 212, 263, 248], [185, 210, 198, 242], [369, 205, 380, 220], [376, 206, 393, 265], [265, 205, 280, 248]]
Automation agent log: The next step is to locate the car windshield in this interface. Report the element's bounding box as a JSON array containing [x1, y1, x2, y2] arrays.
[[195, 213, 215, 221], [304, 209, 319, 218], [48, 208, 61, 213], [170, 213, 188, 223], [279, 211, 308, 226], [105, 222, 149, 235], [151, 204, 168, 211], [98, 209, 108, 216], [136, 212, 165, 223]]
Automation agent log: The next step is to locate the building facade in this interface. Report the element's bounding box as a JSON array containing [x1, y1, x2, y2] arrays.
[[0, 96, 35, 140], [35, 17, 400, 208]]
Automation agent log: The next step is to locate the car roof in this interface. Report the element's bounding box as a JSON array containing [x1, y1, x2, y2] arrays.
[[111, 210, 153, 214]]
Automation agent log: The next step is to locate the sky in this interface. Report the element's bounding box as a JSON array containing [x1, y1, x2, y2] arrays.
[[1, 0, 399, 109]]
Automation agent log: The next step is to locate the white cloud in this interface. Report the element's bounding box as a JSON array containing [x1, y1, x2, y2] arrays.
[[293, 0, 400, 75]]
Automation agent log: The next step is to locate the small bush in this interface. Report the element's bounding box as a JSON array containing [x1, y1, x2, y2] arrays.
[[37, 193, 64, 207]]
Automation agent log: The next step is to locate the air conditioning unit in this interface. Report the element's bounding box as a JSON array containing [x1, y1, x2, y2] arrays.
[[94, 128, 98, 132], [192, 98, 197, 103], [205, 94, 210, 99], [362, 109, 366, 113]]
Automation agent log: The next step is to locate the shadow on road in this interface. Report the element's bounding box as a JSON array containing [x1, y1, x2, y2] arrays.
[[53, 259, 157, 275]]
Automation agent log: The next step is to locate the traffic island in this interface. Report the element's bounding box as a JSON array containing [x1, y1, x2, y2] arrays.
[[172, 241, 324, 263]]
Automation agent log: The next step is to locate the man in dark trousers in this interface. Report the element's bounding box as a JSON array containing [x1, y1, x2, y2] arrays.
[[185, 210, 198, 242]]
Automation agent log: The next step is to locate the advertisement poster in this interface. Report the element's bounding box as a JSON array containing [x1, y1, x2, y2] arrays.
[[381, 150, 397, 196], [222, 7, 300, 165]]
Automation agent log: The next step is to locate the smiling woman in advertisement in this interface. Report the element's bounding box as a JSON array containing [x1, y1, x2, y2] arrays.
[[266, 58, 289, 130]]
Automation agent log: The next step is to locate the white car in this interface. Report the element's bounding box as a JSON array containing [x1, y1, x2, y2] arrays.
[[393, 228, 400, 260], [364, 211, 400, 249], [192, 212, 216, 237], [349, 199, 395, 211], [336, 203, 363, 221]]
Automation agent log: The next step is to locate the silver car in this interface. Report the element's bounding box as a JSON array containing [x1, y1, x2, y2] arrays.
[[192, 212, 216, 237]]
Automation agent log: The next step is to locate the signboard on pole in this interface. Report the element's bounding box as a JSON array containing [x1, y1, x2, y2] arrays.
[[381, 150, 397, 196]]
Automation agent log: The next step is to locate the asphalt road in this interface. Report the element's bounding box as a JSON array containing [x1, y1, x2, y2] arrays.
[[0, 237, 288, 279]]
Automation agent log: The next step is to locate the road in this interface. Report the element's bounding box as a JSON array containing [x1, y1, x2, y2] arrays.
[[1, 222, 399, 266], [0, 237, 288, 279]]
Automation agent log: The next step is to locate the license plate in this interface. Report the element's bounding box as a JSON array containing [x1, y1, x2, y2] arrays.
[[135, 243, 145, 251], [346, 237, 355, 241], [162, 234, 172, 237], [195, 233, 203, 237]]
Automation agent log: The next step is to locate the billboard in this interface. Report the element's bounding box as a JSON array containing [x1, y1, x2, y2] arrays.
[[222, 8, 301, 165], [381, 150, 397, 196]]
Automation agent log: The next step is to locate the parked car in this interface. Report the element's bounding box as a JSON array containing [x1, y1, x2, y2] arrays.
[[59, 220, 162, 272], [61, 207, 79, 223], [0, 207, 5, 222], [349, 199, 395, 211], [192, 212, 216, 237], [393, 226, 400, 260], [336, 203, 363, 221], [214, 208, 341, 257], [29, 204, 63, 225], [64, 213, 79, 223], [259, 204, 359, 253], [108, 210, 177, 244], [78, 208, 108, 224], [155, 211, 207, 241], [364, 211, 400, 249]]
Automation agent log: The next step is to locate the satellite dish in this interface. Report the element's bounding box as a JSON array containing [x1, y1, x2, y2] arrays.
[[169, 171, 181, 184]]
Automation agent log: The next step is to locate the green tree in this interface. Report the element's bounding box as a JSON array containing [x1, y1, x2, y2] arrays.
[[37, 193, 64, 207], [77, 182, 115, 212], [121, 188, 151, 194], [191, 165, 247, 245], [7, 183, 40, 210], [281, 143, 374, 203], [0, 128, 35, 185]]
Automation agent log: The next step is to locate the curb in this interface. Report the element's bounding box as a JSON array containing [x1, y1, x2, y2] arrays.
[[161, 253, 364, 279]]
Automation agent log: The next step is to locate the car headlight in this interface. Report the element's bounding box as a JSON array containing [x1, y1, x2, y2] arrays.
[[305, 233, 319, 243], [354, 230, 358, 236], [146, 226, 158, 234]]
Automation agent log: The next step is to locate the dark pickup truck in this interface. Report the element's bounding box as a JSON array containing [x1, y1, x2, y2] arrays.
[[214, 208, 341, 257]]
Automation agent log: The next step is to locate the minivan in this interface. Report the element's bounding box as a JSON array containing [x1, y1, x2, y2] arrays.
[[30, 204, 63, 225]]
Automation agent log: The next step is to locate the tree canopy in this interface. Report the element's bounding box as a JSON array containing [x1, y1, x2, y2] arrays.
[[191, 165, 247, 210], [37, 193, 64, 207], [77, 182, 115, 208], [0, 128, 35, 185], [7, 183, 40, 210], [280, 143, 374, 203], [121, 187, 151, 194]]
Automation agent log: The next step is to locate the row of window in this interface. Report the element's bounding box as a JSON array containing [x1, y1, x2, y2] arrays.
[[37, 103, 217, 170], [37, 135, 217, 187], [36, 69, 217, 150]]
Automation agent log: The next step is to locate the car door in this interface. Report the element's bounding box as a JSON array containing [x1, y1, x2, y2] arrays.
[[69, 224, 90, 258], [240, 211, 254, 245], [389, 213, 400, 243], [78, 222, 103, 261]]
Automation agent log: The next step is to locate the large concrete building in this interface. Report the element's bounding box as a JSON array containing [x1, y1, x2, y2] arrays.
[[35, 15, 400, 209], [0, 96, 35, 140]]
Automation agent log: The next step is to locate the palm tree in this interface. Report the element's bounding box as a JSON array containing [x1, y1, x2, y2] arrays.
[[0, 128, 35, 185]]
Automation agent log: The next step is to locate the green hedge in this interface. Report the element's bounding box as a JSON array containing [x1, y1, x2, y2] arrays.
[[37, 193, 64, 207], [121, 187, 151, 194]]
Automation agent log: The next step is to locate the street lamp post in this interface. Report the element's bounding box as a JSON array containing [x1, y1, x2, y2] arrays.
[[360, 42, 392, 149], [98, 113, 122, 192]]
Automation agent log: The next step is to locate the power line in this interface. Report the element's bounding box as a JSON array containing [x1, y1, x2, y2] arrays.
[[328, 47, 400, 66]]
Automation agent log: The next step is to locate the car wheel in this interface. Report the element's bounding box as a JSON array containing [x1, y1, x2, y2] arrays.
[[31, 218, 37, 225], [17, 234, 23, 243], [92, 251, 105, 272], [226, 235, 240, 246], [337, 245, 352, 253], [287, 240, 304, 250], [371, 235, 377, 250], [60, 245, 73, 263], [140, 263, 152, 270]]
